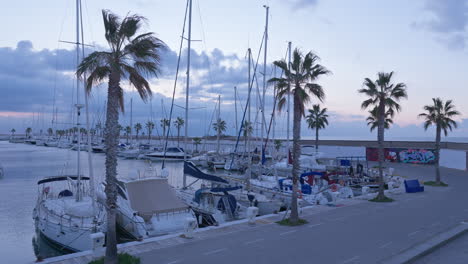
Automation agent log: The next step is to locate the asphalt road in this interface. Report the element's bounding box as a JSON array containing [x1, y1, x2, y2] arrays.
[[139, 163, 468, 264]]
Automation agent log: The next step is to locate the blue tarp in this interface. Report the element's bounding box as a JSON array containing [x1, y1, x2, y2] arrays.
[[184, 162, 229, 184]]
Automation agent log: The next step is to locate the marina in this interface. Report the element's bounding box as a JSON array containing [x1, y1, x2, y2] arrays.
[[2, 0, 468, 263]]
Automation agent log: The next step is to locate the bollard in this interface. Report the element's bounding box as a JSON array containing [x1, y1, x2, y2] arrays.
[[246, 206, 259, 225], [184, 217, 197, 238], [90, 232, 105, 259]]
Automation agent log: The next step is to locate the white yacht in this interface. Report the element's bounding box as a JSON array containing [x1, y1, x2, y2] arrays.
[[145, 147, 190, 161], [33, 176, 105, 252], [108, 168, 196, 239]]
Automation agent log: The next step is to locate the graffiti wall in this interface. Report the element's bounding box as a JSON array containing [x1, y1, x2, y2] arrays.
[[366, 148, 437, 164]]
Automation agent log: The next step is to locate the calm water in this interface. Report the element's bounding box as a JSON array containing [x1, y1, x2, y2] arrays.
[[0, 141, 188, 263]]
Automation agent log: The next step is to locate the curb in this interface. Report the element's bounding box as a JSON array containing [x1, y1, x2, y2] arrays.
[[381, 222, 468, 264]]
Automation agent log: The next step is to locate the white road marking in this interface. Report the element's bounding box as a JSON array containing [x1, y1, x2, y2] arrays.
[[341, 255, 360, 264], [308, 223, 323, 228], [279, 230, 297, 236], [408, 230, 422, 237], [167, 260, 182, 264], [203, 248, 227, 255], [244, 238, 264, 245], [379, 241, 393, 248]]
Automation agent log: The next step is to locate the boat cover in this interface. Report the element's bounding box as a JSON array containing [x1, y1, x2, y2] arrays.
[[184, 162, 228, 184], [126, 178, 188, 218]]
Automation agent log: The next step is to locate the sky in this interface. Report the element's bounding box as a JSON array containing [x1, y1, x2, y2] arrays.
[[1, 0, 468, 140]]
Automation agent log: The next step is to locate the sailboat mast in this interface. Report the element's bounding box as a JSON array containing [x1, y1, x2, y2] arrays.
[[75, 0, 83, 202], [216, 95, 221, 153], [78, 0, 97, 214], [287, 41, 291, 152], [183, 0, 192, 188], [262, 5, 269, 152], [234, 86, 238, 134]]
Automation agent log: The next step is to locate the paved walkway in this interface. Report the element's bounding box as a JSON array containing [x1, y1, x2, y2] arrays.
[[413, 232, 468, 264], [44, 163, 468, 264]]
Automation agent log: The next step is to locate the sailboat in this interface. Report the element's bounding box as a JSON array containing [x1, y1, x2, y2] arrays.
[[33, 0, 104, 252]]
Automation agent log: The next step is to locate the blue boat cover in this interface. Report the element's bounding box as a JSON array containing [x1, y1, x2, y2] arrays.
[[184, 162, 229, 184]]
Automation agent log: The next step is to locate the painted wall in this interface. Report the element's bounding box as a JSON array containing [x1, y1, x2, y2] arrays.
[[366, 148, 437, 164]]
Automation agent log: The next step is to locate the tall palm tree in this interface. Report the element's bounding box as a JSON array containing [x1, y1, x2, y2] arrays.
[[358, 71, 407, 201], [26, 127, 32, 138], [160, 118, 170, 140], [146, 121, 155, 143], [125, 126, 131, 144], [366, 107, 394, 132], [134, 123, 142, 141], [419, 98, 460, 185], [305, 104, 328, 151], [269, 48, 330, 224], [174, 117, 185, 147], [77, 10, 165, 263], [213, 118, 226, 153], [10, 128, 16, 138]]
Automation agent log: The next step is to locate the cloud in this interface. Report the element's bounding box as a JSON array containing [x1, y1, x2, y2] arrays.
[[414, 0, 468, 49], [281, 0, 319, 10]]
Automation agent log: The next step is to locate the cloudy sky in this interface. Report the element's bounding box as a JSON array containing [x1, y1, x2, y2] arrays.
[[1, 0, 468, 140]]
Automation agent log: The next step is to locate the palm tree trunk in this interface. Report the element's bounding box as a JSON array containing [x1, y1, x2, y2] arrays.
[[290, 94, 301, 223], [376, 101, 386, 200], [315, 127, 319, 152], [435, 126, 441, 184], [104, 72, 120, 264]]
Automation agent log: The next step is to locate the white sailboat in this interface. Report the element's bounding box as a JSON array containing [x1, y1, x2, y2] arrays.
[[33, 0, 104, 252]]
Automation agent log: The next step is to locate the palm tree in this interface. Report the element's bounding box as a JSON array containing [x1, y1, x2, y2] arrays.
[[47, 128, 54, 139], [25, 127, 32, 138], [134, 123, 142, 141], [10, 128, 16, 138], [358, 71, 407, 201], [174, 117, 185, 147], [125, 126, 131, 144], [269, 48, 330, 224], [146, 121, 155, 143], [242, 120, 253, 150], [305, 104, 329, 151], [366, 107, 394, 132], [160, 118, 170, 140], [193, 137, 202, 153], [419, 98, 460, 185], [213, 118, 226, 153], [77, 10, 165, 263]]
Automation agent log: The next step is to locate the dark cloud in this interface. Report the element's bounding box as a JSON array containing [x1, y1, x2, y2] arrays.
[[414, 0, 468, 49], [281, 0, 319, 10]]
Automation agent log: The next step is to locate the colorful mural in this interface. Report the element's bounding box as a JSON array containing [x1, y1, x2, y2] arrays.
[[366, 147, 437, 164]]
